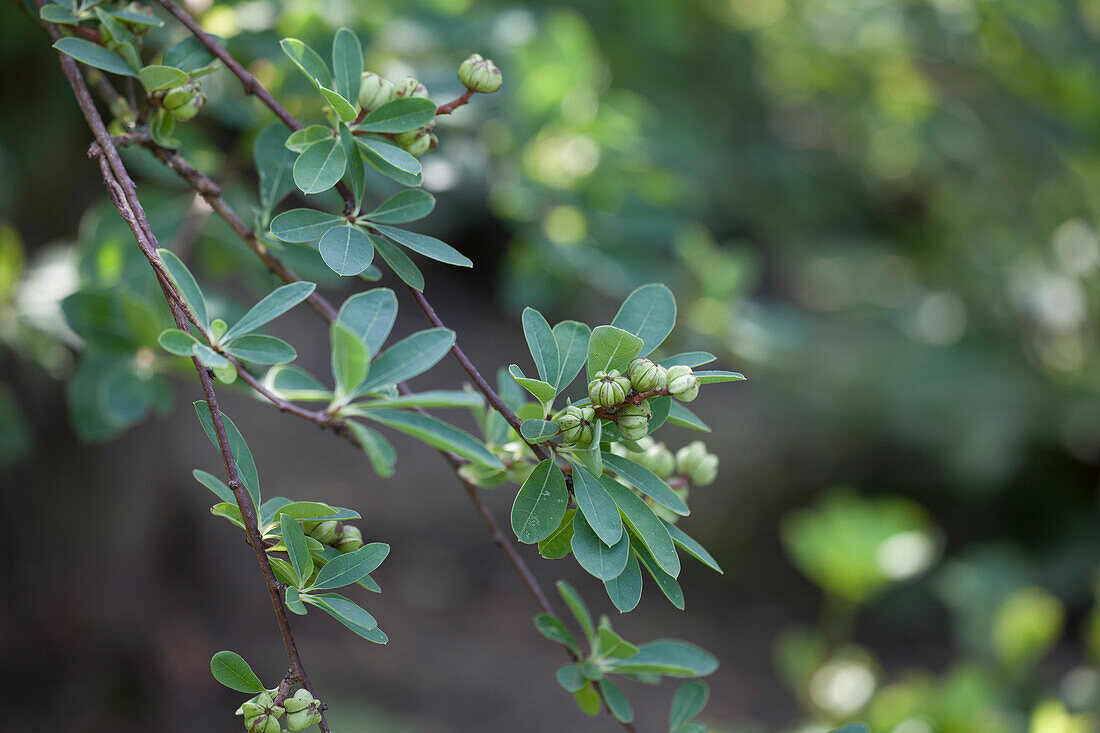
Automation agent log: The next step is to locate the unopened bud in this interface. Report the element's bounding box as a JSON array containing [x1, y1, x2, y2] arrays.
[[334, 524, 363, 553], [665, 365, 700, 402], [358, 72, 393, 111], [588, 370, 631, 408], [284, 689, 322, 731], [627, 357, 667, 393], [392, 76, 430, 100], [636, 441, 676, 478], [240, 692, 283, 733], [616, 403, 650, 441], [457, 53, 502, 94], [307, 520, 338, 545], [394, 128, 433, 157], [552, 405, 595, 446], [163, 82, 205, 122], [675, 441, 717, 486]]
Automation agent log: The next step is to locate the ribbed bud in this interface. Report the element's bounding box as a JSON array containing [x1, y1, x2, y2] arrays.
[[457, 53, 503, 93], [588, 370, 631, 407], [284, 689, 322, 731], [334, 524, 363, 553], [552, 405, 595, 446], [665, 365, 700, 402], [627, 357, 667, 393], [635, 441, 676, 478], [358, 72, 394, 111], [307, 520, 338, 545], [394, 128, 433, 157], [675, 441, 718, 486], [163, 82, 205, 122], [616, 403, 650, 441], [392, 76, 430, 99]]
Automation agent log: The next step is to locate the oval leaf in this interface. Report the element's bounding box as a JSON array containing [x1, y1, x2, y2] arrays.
[[511, 459, 569, 544], [319, 224, 374, 276]]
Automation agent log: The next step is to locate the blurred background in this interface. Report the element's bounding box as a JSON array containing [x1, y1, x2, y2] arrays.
[[4, 0, 1100, 731]]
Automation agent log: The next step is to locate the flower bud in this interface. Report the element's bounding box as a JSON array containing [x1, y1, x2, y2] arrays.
[[394, 128, 433, 157], [457, 53, 503, 94], [334, 524, 363, 553], [241, 692, 283, 733], [636, 441, 676, 478], [675, 441, 718, 486], [552, 405, 595, 446], [588, 370, 631, 408], [358, 72, 394, 111], [284, 689, 322, 731], [392, 76, 430, 100], [307, 520, 338, 545], [627, 357, 667, 393], [616, 403, 650, 441], [163, 82, 205, 122], [665, 365, 700, 402], [244, 712, 282, 733]]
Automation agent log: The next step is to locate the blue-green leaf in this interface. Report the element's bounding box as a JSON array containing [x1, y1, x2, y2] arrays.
[[224, 334, 297, 365], [337, 289, 397, 356], [602, 452, 689, 516], [319, 224, 374, 276], [357, 137, 422, 187], [569, 463, 623, 547], [194, 402, 260, 509], [223, 281, 316, 342], [280, 38, 331, 88], [663, 521, 722, 574], [357, 97, 437, 133], [294, 138, 347, 195], [522, 307, 560, 384], [572, 511, 631, 580], [604, 553, 643, 613], [556, 580, 595, 649], [361, 409, 503, 470], [362, 189, 436, 224], [521, 419, 560, 443], [600, 476, 680, 577], [586, 325, 643, 381], [612, 284, 676, 358], [54, 37, 136, 76], [331, 320, 370, 399], [254, 123, 297, 213], [511, 459, 568, 544], [368, 232, 424, 290], [270, 209, 344, 243], [303, 592, 386, 643], [600, 678, 634, 724], [280, 512, 313, 586], [552, 320, 590, 393], [357, 328, 454, 392], [331, 28, 362, 108], [669, 681, 709, 729], [346, 420, 396, 478], [374, 225, 472, 268], [158, 249, 208, 327], [209, 651, 265, 693], [311, 543, 389, 590], [667, 402, 710, 432]]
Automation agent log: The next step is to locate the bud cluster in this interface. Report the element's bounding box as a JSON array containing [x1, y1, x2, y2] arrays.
[[236, 688, 321, 732], [359, 72, 438, 156]]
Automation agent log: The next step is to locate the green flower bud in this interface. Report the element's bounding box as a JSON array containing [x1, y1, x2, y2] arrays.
[[552, 405, 595, 446], [163, 82, 205, 122], [675, 441, 718, 486], [392, 76, 429, 100], [334, 524, 363, 553], [358, 72, 394, 112], [616, 403, 650, 441], [244, 712, 282, 733], [665, 365, 700, 402], [284, 689, 322, 731], [588, 370, 631, 408], [457, 53, 503, 94], [307, 520, 338, 545], [239, 701, 265, 719], [635, 440, 676, 478], [627, 357, 667, 393], [241, 692, 283, 733], [394, 128, 433, 157]]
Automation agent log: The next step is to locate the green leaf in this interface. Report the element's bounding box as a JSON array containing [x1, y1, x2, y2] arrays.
[[303, 592, 386, 643], [346, 420, 396, 477], [362, 190, 436, 224], [53, 38, 136, 76], [600, 679, 634, 723], [225, 334, 297, 364], [521, 307, 560, 385], [534, 614, 580, 655], [210, 502, 244, 529], [695, 369, 746, 384], [612, 283, 676, 358], [357, 97, 437, 133], [336, 288, 396, 356], [361, 409, 504, 470], [194, 469, 235, 504], [657, 352, 716, 369], [597, 623, 639, 658], [556, 580, 595, 649], [331, 321, 370, 399], [158, 328, 198, 356], [610, 640, 718, 677], [648, 395, 671, 432], [265, 365, 332, 402], [286, 585, 307, 615], [138, 65, 188, 92], [508, 365, 556, 406], [520, 418, 559, 443], [209, 651, 265, 693], [194, 403, 260, 508], [663, 521, 722, 574], [600, 476, 680, 577], [570, 418, 604, 477], [164, 35, 221, 72], [368, 232, 424, 290], [223, 281, 316, 342], [149, 108, 179, 149], [331, 28, 362, 108], [574, 685, 601, 715], [294, 138, 347, 195], [271, 501, 359, 523], [510, 459, 569, 544], [108, 8, 165, 28], [321, 87, 358, 122], [158, 249, 208, 327], [586, 325, 644, 382], [270, 209, 344, 243], [572, 511, 631, 580], [285, 125, 333, 153], [667, 402, 710, 432], [357, 137, 423, 187], [311, 543, 389, 590], [339, 124, 365, 209], [254, 123, 297, 213], [373, 225, 472, 268], [604, 554, 643, 613], [538, 508, 576, 559], [280, 513, 313, 587], [319, 224, 374, 276], [347, 390, 481, 412], [551, 320, 591, 393], [280, 38, 331, 88], [556, 664, 587, 693], [669, 681, 709, 729], [569, 463, 623, 547], [358, 328, 454, 392], [191, 342, 229, 369], [830, 726, 870, 733], [633, 541, 684, 610], [40, 5, 78, 24], [602, 453, 689, 516]]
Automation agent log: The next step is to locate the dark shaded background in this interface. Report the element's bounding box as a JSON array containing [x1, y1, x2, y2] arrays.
[[5, 1, 1100, 731]]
